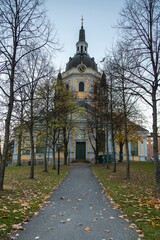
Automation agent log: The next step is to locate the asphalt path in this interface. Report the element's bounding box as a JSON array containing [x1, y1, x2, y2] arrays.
[[11, 163, 139, 240]]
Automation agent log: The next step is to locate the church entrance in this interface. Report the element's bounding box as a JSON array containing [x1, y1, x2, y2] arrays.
[[76, 142, 86, 160]]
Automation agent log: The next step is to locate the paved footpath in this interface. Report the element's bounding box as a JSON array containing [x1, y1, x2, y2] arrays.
[[11, 164, 139, 240]]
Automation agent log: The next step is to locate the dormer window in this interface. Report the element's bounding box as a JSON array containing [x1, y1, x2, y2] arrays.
[[79, 82, 84, 92]]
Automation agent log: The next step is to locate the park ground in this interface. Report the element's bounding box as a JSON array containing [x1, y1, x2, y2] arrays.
[[0, 162, 159, 239]]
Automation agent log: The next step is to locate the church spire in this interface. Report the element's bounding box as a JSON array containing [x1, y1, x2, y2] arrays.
[[81, 15, 83, 28], [76, 17, 88, 54]]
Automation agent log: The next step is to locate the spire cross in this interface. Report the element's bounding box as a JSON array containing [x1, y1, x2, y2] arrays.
[[81, 16, 84, 27]]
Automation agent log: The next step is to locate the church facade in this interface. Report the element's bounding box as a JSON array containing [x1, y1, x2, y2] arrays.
[[61, 19, 103, 162], [12, 20, 149, 165]]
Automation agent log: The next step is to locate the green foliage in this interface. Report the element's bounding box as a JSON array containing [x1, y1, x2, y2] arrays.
[[92, 162, 160, 240], [55, 77, 78, 117]]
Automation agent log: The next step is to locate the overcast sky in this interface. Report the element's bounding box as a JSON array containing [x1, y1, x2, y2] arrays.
[[45, 0, 126, 70], [45, 0, 152, 130]]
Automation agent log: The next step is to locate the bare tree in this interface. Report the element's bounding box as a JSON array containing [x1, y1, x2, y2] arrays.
[[54, 73, 78, 165], [0, 0, 59, 190], [17, 50, 53, 179], [117, 0, 160, 191], [104, 45, 143, 176], [85, 75, 108, 164], [36, 71, 55, 172], [85, 104, 100, 164], [13, 86, 27, 166]]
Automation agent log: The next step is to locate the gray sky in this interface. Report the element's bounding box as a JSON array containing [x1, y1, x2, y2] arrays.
[[45, 0, 126, 70], [45, 0, 152, 130]]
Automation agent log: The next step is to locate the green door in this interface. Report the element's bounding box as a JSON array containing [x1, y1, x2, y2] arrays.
[[76, 142, 86, 160]]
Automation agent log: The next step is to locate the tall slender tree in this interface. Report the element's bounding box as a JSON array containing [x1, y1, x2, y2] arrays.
[[117, 0, 160, 191], [0, 0, 58, 190]]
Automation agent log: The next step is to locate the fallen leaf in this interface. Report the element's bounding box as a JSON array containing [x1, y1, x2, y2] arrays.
[[119, 214, 127, 219], [60, 197, 65, 200], [66, 218, 71, 222], [60, 220, 66, 224], [138, 233, 144, 238], [78, 223, 83, 226], [85, 226, 91, 232], [34, 212, 39, 216], [129, 223, 136, 229], [12, 224, 24, 230], [0, 224, 7, 230]]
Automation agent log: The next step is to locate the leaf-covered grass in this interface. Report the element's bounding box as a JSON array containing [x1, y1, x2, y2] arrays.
[[0, 165, 69, 239], [92, 162, 160, 240]]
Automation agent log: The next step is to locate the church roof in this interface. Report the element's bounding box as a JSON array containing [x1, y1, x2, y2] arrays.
[[65, 19, 98, 72], [66, 53, 97, 71]]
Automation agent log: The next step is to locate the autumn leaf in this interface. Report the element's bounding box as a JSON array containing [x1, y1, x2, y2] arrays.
[[0, 224, 7, 230], [12, 224, 24, 230], [129, 223, 137, 229], [85, 226, 91, 232], [78, 223, 83, 226]]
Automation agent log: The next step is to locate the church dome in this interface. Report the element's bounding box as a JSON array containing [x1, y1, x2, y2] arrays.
[[65, 18, 98, 72], [66, 53, 97, 71]]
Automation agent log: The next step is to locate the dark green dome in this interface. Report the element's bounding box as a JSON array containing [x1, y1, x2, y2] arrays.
[[65, 20, 98, 72], [66, 53, 97, 71]]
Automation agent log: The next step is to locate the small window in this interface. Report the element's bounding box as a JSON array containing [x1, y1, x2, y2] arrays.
[[66, 84, 69, 90], [94, 85, 97, 94], [79, 82, 84, 92], [81, 45, 83, 52], [131, 142, 138, 156], [36, 146, 45, 154]]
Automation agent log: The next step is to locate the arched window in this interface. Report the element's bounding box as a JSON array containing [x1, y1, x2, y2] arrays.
[[79, 82, 84, 92]]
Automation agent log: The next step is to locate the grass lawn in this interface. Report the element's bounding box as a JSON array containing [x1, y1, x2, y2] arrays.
[[92, 162, 160, 240], [0, 165, 69, 239]]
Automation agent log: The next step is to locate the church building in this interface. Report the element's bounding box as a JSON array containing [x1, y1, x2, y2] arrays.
[[12, 19, 148, 165], [61, 18, 102, 161]]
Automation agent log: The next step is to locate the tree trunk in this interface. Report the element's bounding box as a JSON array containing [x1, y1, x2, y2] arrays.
[[29, 128, 35, 179], [64, 145, 68, 165], [111, 130, 116, 173], [110, 78, 116, 173], [52, 146, 56, 170], [0, 116, 11, 190], [119, 142, 124, 162], [17, 133, 22, 166], [106, 120, 109, 169], [122, 77, 130, 179], [152, 90, 160, 192], [63, 128, 68, 165], [124, 129, 130, 179], [0, 62, 15, 190], [43, 123, 48, 172]]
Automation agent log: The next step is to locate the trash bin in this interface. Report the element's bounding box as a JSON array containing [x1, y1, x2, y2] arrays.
[[98, 155, 113, 164], [28, 161, 31, 166]]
